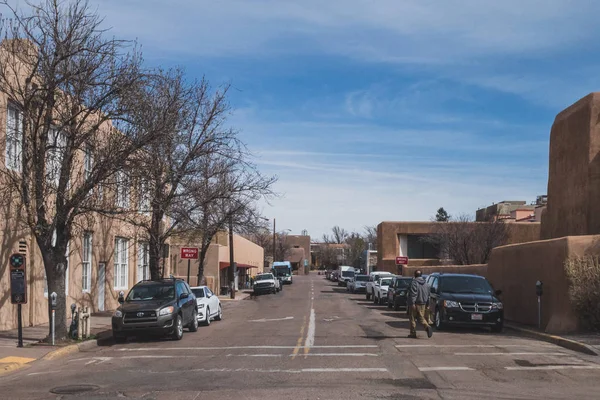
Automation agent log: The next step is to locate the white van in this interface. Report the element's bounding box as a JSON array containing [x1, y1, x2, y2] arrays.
[[337, 266, 355, 287], [366, 271, 393, 300]]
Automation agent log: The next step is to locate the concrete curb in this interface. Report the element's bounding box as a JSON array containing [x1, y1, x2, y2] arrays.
[[506, 323, 599, 356]]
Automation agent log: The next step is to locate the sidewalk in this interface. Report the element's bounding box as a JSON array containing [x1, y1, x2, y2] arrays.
[[505, 320, 599, 356], [219, 290, 251, 302], [0, 313, 112, 376]]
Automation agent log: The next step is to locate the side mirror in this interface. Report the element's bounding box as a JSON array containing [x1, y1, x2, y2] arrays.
[[118, 291, 125, 304], [180, 292, 189, 300], [206, 293, 212, 298], [495, 289, 502, 296]]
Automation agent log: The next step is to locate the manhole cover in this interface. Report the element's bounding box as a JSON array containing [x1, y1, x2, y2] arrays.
[[50, 384, 100, 395]]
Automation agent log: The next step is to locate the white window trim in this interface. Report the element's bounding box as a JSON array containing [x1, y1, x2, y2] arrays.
[[6, 104, 23, 171], [114, 237, 129, 290], [116, 171, 130, 209], [82, 232, 92, 293], [46, 128, 66, 187], [138, 179, 150, 214], [84, 145, 93, 180], [137, 242, 149, 282]]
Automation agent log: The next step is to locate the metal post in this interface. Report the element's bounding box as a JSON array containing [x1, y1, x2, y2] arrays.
[[537, 296, 541, 330], [51, 309, 55, 346], [229, 216, 235, 299], [77, 307, 83, 340], [272, 218, 276, 264], [17, 304, 23, 348], [187, 259, 191, 284]]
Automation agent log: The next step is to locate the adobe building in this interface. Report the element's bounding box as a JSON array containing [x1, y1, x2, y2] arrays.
[[376, 221, 540, 273], [285, 235, 311, 274], [488, 92, 600, 333]]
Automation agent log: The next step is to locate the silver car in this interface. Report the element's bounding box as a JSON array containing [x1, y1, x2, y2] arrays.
[[347, 274, 369, 293]]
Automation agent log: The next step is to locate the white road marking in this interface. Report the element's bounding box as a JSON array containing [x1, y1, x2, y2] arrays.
[[117, 345, 378, 351], [396, 344, 552, 348], [505, 365, 600, 371], [454, 352, 569, 356], [304, 308, 316, 350], [297, 353, 379, 357], [27, 371, 60, 376], [226, 354, 283, 357], [147, 367, 388, 374], [419, 366, 474, 372], [248, 316, 294, 322]]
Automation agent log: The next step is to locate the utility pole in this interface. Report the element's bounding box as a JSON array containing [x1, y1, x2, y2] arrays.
[[229, 216, 236, 299], [272, 218, 276, 265]]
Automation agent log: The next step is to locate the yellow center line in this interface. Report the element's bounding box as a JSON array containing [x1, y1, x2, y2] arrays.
[[291, 315, 307, 359]]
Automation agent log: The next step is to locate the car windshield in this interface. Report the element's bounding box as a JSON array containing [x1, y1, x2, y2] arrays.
[[440, 276, 493, 294], [191, 289, 205, 298], [380, 278, 392, 286], [342, 271, 354, 277], [356, 275, 369, 281], [256, 274, 273, 280], [396, 279, 411, 288], [126, 284, 175, 301]]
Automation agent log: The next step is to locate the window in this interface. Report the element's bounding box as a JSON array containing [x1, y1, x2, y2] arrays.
[[137, 242, 149, 282], [46, 129, 66, 186], [114, 238, 129, 289], [116, 171, 130, 208], [84, 145, 93, 180], [138, 179, 150, 213], [6, 104, 22, 171], [82, 232, 92, 292]]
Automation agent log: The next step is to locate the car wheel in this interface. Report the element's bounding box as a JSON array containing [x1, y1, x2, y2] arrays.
[[394, 301, 400, 311], [203, 307, 211, 326], [434, 308, 445, 331], [189, 310, 198, 332], [113, 333, 127, 344], [172, 314, 184, 340], [491, 322, 503, 333], [373, 294, 378, 304], [379, 296, 384, 305], [215, 305, 223, 321], [366, 292, 371, 300], [387, 299, 392, 308]]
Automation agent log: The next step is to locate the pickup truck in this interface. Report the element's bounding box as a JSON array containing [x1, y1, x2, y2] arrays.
[[253, 273, 281, 295], [365, 271, 393, 300]]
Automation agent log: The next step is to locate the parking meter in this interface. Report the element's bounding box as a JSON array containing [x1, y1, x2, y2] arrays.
[[50, 292, 57, 309], [536, 281, 543, 296], [9, 253, 27, 304]]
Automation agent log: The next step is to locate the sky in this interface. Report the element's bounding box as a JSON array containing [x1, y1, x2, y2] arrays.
[[51, 1, 600, 237]]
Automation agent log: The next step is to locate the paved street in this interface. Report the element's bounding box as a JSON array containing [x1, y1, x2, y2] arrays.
[[2, 275, 600, 399]]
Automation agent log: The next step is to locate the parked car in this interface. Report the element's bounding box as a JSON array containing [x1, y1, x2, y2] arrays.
[[365, 271, 393, 300], [338, 266, 355, 287], [331, 270, 339, 282], [347, 274, 369, 293], [190, 286, 222, 326], [373, 275, 394, 305], [253, 273, 280, 295], [426, 273, 504, 332], [387, 276, 412, 310], [112, 278, 198, 343]]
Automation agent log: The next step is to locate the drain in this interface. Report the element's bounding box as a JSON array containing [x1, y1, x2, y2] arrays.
[[50, 384, 100, 395]]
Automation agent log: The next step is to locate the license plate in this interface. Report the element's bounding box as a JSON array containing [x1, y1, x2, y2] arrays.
[[471, 313, 483, 321]]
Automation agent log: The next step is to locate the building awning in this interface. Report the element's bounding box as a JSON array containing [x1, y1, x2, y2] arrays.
[[219, 262, 258, 270]]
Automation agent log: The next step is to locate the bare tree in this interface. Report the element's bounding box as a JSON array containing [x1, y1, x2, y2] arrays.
[[0, 0, 160, 339], [424, 214, 508, 265], [364, 225, 377, 248], [324, 226, 348, 244], [345, 232, 365, 268]]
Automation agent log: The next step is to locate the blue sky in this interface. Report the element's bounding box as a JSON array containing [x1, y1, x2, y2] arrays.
[[92, 0, 600, 237]]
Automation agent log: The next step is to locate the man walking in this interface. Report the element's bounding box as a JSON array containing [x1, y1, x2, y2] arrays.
[[407, 270, 433, 339]]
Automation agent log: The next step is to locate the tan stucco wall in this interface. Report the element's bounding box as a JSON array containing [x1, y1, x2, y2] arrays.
[[542, 93, 600, 239], [401, 264, 488, 278], [487, 235, 600, 333]]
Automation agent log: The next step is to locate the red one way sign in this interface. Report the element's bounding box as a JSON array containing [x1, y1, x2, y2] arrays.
[[395, 256, 409, 265], [180, 247, 199, 259]]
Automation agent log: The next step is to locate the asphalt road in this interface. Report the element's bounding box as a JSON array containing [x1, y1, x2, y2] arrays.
[[2, 275, 600, 399]]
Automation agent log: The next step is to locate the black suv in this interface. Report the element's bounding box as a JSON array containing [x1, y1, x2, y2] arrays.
[[426, 273, 504, 332], [386, 276, 412, 311], [112, 278, 198, 342]]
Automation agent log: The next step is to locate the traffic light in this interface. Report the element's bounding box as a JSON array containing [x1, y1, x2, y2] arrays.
[[9, 253, 27, 304]]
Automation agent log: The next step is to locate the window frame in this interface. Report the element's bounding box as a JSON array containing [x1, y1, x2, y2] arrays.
[[137, 241, 149, 282], [5, 103, 23, 171], [114, 237, 129, 290], [82, 232, 92, 293], [116, 171, 130, 209]]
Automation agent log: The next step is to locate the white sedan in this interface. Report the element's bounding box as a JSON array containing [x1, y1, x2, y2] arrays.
[[190, 286, 222, 326]]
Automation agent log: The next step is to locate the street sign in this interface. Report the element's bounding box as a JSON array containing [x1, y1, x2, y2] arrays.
[[180, 247, 199, 259], [395, 256, 409, 265]]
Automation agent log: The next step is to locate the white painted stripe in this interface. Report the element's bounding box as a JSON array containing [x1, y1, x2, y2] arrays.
[[506, 365, 600, 371], [301, 368, 388, 372], [294, 353, 378, 357], [146, 367, 388, 374], [454, 352, 568, 356], [396, 344, 551, 348], [249, 316, 294, 322], [304, 307, 316, 349], [117, 345, 378, 351], [226, 354, 282, 357], [419, 366, 474, 372]]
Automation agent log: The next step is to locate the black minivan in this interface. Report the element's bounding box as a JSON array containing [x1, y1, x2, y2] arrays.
[[426, 273, 504, 332]]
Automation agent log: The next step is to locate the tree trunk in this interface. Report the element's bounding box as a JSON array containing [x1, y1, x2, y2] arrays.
[[40, 248, 68, 340], [197, 244, 209, 284], [148, 209, 163, 280]]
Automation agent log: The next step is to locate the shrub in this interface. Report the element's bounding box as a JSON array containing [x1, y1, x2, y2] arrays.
[[565, 256, 600, 331]]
